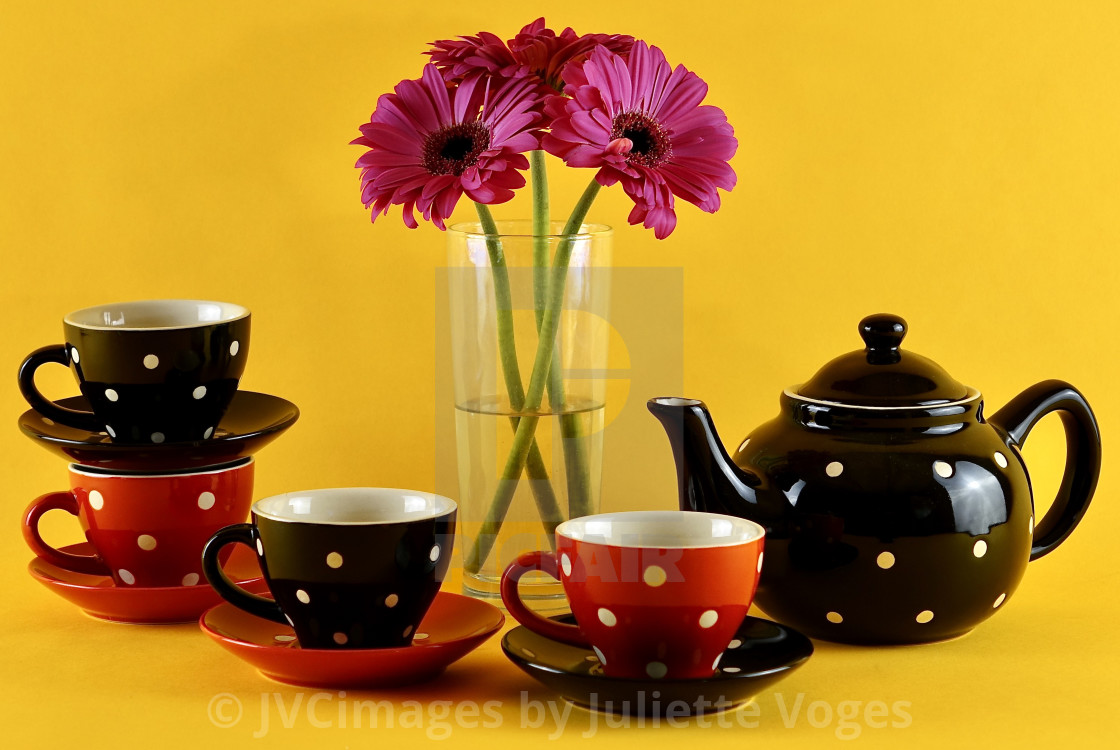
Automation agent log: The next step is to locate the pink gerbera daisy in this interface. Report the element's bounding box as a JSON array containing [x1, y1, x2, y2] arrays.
[[429, 18, 633, 93], [542, 42, 737, 238], [352, 65, 541, 229]]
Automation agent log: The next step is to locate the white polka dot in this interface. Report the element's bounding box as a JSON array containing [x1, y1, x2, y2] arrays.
[[230, 341, 240, 356], [137, 534, 157, 551], [193, 385, 207, 400], [106, 425, 116, 438], [326, 552, 343, 568], [430, 544, 441, 562], [916, 610, 935, 624], [560, 553, 572, 577], [414, 633, 429, 641], [973, 540, 988, 558], [646, 662, 668, 679], [712, 653, 723, 670], [71, 348, 80, 363], [105, 389, 119, 402], [826, 461, 844, 477], [118, 569, 135, 585], [993, 593, 1006, 608], [643, 565, 667, 587], [722, 667, 741, 674], [934, 461, 953, 478], [296, 589, 310, 604], [197, 491, 216, 510], [593, 646, 606, 664], [994, 452, 1008, 468], [203, 426, 215, 439], [757, 552, 764, 573], [385, 593, 399, 608], [143, 354, 159, 369], [256, 539, 264, 556], [182, 573, 200, 586], [403, 625, 413, 638], [729, 639, 743, 649], [597, 608, 617, 627], [1028, 516, 1034, 535], [89, 490, 104, 510], [826, 611, 843, 624], [699, 610, 719, 628], [275, 635, 296, 642], [877, 551, 896, 569], [737, 438, 750, 453], [333, 632, 348, 645], [151, 432, 165, 444]]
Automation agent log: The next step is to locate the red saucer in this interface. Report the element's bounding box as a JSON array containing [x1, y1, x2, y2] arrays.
[[29, 542, 265, 624], [200, 591, 504, 688]]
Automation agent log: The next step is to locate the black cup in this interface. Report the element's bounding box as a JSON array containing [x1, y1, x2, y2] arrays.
[[202, 488, 457, 649], [19, 299, 250, 444]]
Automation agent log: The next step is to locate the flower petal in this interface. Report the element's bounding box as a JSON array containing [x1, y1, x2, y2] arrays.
[[352, 62, 539, 229]]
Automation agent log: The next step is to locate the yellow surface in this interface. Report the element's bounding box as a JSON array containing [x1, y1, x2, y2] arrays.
[[1, 1, 1118, 747]]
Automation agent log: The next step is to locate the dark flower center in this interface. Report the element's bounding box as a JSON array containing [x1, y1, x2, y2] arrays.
[[610, 111, 672, 168], [423, 122, 491, 176]]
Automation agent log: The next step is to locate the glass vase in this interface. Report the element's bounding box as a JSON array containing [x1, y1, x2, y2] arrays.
[[446, 220, 612, 607]]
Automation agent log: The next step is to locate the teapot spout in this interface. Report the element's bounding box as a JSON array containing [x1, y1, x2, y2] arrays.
[[647, 397, 763, 517]]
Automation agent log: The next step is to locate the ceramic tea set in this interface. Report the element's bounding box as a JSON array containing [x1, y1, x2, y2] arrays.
[[16, 299, 506, 686], [16, 303, 1101, 715], [19, 300, 290, 623]]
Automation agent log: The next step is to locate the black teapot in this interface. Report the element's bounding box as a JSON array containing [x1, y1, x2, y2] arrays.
[[648, 313, 1101, 644]]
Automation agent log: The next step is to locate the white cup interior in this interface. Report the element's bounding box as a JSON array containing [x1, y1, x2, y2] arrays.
[[557, 510, 764, 548], [254, 488, 456, 525], [65, 300, 249, 330]]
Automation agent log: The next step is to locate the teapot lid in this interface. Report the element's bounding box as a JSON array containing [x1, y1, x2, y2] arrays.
[[792, 314, 971, 407]]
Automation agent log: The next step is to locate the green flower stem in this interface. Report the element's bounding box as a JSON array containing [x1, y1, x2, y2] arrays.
[[531, 150, 551, 323], [472, 203, 563, 553], [466, 179, 601, 574], [530, 151, 591, 521]]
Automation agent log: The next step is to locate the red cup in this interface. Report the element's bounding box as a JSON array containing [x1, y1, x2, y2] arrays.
[[23, 459, 254, 587], [501, 510, 765, 680]]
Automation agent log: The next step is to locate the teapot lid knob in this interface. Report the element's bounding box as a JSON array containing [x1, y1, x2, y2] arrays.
[[794, 312, 971, 406], [859, 314, 907, 364]]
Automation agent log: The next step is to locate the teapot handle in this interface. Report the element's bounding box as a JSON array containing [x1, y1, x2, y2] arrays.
[[988, 380, 1101, 561]]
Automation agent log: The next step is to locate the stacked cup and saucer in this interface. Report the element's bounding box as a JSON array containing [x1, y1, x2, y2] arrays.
[[18, 299, 298, 623]]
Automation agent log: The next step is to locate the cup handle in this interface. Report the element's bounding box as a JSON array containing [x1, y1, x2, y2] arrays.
[[18, 345, 102, 432], [989, 380, 1102, 561], [22, 491, 111, 575], [500, 551, 590, 647], [202, 524, 286, 623]]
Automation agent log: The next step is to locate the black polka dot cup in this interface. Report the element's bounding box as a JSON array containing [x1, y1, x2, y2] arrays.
[[22, 459, 255, 588], [18, 299, 250, 444], [500, 511, 765, 680], [202, 488, 456, 649]]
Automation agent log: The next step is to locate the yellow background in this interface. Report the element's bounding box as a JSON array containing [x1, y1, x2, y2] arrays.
[[2, 1, 1117, 747]]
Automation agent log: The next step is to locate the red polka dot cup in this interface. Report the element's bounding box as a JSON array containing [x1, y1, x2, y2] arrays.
[[500, 510, 765, 680], [22, 459, 254, 588]]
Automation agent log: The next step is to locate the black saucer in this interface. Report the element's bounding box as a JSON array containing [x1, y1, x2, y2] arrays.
[[19, 391, 299, 472], [502, 614, 813, 716]]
